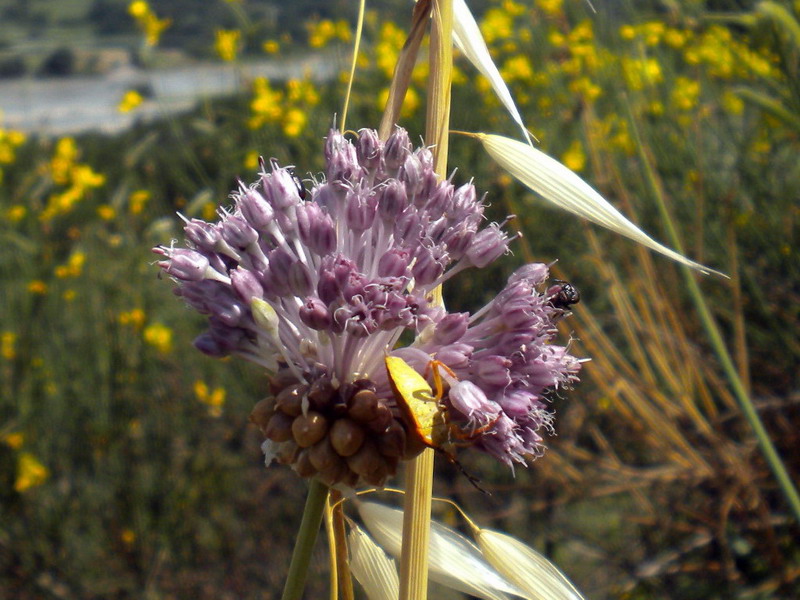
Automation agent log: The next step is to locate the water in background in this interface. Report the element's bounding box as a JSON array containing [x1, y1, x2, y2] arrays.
[[0, 54, 335, 136]]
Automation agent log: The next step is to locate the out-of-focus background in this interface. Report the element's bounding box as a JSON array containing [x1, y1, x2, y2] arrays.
[[1, 0, 798, 598]]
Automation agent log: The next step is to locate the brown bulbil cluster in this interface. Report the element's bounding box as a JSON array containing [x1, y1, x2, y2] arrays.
[[250, 369, 426, 487]]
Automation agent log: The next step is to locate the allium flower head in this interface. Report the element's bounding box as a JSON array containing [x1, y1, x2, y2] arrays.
[[154, 127, 580, 486]]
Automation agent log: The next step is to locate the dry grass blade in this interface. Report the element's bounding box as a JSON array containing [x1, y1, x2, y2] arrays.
[[348, 523, 399, 600], [452, 0, 533, 145], [474, 133, 726, 277], [358, 501, 531, 600], [475, 528, 585, 600], [378, 0, 432, 140], [426, 0, 454, 176]]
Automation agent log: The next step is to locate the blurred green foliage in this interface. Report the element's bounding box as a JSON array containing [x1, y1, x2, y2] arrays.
[[1, 0, 799, 598]]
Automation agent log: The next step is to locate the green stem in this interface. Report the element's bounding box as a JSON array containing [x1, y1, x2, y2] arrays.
[[281, 479, 329, 600], [626, 100, 800, 524]]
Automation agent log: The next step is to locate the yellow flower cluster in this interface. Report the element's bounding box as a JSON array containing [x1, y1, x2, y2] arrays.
[[128, 189, 150, 215], [0, 123, 26, 184], [248, 77, 320, 137], [15, 452, 50, 492], [683, 25, 776, 80], [119, 308, 146, 329], [118, 89, 144, 113], [143, 322, 173, 354], [1, 331, 16, 360], [128, 1, 171, 47], [41, 138, 106, 221], [194, 380, 226, 418], [215, 29, 241, 62], [54, 251, 86, 279], [307, 19, 352, 49]]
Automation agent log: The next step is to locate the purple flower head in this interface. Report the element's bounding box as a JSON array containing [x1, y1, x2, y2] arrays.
[[154, 127, 580, 484]]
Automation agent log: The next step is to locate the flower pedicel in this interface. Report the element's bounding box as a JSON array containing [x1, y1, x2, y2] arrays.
[[154, 128, 580, 487]]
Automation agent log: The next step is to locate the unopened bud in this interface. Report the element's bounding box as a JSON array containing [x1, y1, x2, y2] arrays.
[[330, 418, 366, 457], [265, 412, 295, 442], [292, 411, 329, 447]]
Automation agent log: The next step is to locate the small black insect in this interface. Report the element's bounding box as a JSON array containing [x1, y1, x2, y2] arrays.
[[548, 280, 581, 310], [290, 169, 307, 200]]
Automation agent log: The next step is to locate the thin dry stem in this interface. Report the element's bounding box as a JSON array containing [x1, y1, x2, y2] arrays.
[[378, 0, 432, 140]]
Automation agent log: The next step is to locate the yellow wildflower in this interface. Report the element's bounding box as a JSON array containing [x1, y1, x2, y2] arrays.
[[54, 251, 85, 279], [308, 19, 336, 48], [215, 29, 241, 62], [28, 280, 48, 295], [202, 201, 217, 221], [63, 289, 76, 302], [129, 2, 171, 47], [194, 380, 226, 417], [118, 89, 143, 113], [6, 205, 26, 222], [128, 0, 148, 18], [1, 331, 16, 360], [481, 9, 513, 43], [538, 0, 563, 17], [244, 150, 260, 170], [562, 140, 586, 172], [671, 76, 700, 111], [3, 431, 24, 449], [619, 25, 635, 40], [663, 28, 688, 49], [121, 529, 136, 545], [97, 205, 116, 220], [500, 55, 533, 83], [15, 452, 50, 492], [144, 322, 173, 354], [119, 308, 146, 328], [282, 108, 308, 138], [128, 190, 150, 215], [249, 77, 284, 129], [262, 40, 280, 54], [721, 90, 744, 115]]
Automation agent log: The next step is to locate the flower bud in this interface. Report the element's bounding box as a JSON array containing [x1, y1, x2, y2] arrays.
[[157, 248, 210, 282], [299, 296, 332, 331], [433, 312, 469, 346], [275, 383, 307, 417], [449, 380, 501, 423], [377, 179, 408, 220], [384, 127, 412, 171], [466, 224, 508, 268], [264, 168, 301, 209], [230, 267, 263, 303], [376, 420, 407, 458], [357, 128, 383, 170], [184, 218, 220, 251], [378, 252, 410, 280], [293, 449, 318, 477], [412, 246, 446, 286], [346, 439, 386, 483], [348, 389, 379, 423], [265, 412, 295, 442], [346, 187, 378, 231], [330, 418, 366, 457], [249, 397, 276, 432], [292, 411, 329, 447], [220, 216, 258, 250], [309, 437, 346, 472], [238, 188, 274, 230]]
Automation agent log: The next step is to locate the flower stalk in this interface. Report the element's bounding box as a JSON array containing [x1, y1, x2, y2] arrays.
[[281, 479, 329, 600]]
